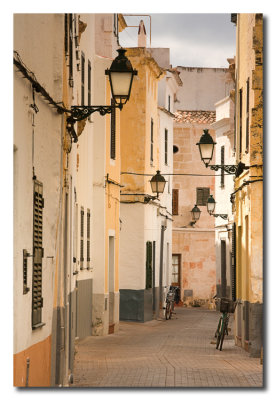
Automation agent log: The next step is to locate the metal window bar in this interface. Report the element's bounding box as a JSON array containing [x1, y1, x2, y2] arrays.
[[231, 222, 237, 301]]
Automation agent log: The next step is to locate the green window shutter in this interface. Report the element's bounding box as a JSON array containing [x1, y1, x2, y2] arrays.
[[32, 180, 44, 329], [231, 223, 237, 301], [146, 241, 153, 289]]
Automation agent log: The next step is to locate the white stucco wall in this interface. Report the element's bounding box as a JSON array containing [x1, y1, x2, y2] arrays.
[[13, 14, 64, 354]]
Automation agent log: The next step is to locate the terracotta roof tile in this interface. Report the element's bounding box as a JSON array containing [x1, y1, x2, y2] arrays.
[[174, 110, 216, 124]]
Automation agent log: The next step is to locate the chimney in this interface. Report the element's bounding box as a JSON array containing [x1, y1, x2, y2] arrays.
[[138, 20, 147, 47]]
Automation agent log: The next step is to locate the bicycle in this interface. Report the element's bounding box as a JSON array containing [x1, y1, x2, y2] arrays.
[[164, 285, 180, 320], [214, 297, 236, 351]]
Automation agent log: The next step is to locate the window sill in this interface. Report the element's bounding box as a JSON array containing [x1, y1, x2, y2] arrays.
[[32, 322, 45, 330]]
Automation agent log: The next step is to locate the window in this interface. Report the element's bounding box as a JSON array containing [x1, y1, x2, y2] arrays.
[[150, 118, 154, 162], [168, 95, 171, 112], [110, 98, 116, 160], [80, 207, 84, 269], [196, 187, 210, 206], [173, 145, 179, 154], [220, 146, 225, 188], [32, 180, 44, 329], [81, 52, 85, 105], [239, 88, 243, 157], [172, 189, 179, 215], [246, 78, 250, 151], [146, 241, 153, 289], [231, 223, 237, 301], [164, 129, 168, 165], [87, 209, 91, 269], [68, 14, 74, 87], [172, 254, 180, 286], [88, 60, 91, 121]]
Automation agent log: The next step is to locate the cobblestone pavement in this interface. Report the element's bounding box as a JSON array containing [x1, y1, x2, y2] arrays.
[[71, 307, 263, 388]]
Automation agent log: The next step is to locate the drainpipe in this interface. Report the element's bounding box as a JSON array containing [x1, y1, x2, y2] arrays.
[[159, 220, 167, 317]]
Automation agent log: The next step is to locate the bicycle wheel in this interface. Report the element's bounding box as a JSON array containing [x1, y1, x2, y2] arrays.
[[165, 302, 170, 320], [219, 319, 228, 351], [169, 303, 173, 319], [215, 317, 222, 338]]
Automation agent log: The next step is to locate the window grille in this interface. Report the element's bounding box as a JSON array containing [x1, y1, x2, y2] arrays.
[[32, 180, 44, 329], [196, 187, 210, 206]]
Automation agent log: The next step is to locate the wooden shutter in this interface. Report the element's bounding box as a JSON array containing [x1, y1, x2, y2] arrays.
[[172, 189, 179, 215], [246, 78, 250, 151], [231, 223, 237, 301], [87, 209, 90, 269], [150, 118, 154, 162], [165, 129, 168, 165], [196, 187, 210, 206], [239, 88, 243, 156], [146, 241, 153, 289], [81, 52, 85, 105], [80, 207, 84, 269], [110, 98, 116, 160], [32, 180, 44, 329]]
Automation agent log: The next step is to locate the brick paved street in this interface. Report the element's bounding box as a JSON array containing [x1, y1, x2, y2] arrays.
[[71, 307, 263, 388]]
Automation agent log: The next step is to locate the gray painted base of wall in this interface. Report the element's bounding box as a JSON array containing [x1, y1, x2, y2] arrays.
[[120, 287, 161, 322], [249, 302, 263, 358]]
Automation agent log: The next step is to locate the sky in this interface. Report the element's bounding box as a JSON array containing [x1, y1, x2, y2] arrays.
[[119, 14, 236, 68]]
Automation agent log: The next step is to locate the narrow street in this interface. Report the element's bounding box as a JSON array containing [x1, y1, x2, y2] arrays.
[[71, 307, 263, 388]]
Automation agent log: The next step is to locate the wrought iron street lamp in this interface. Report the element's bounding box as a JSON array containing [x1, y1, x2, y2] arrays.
[[67, 48, 137, 142], [206, 194, 228, 220], [196, 129, 249, 177], [191, 204, 201, 222], [149, 170, 166, 199]]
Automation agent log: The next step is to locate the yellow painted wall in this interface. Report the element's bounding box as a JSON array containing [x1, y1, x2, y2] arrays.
[[235, 14, 263, 305], [120, 48, 164, 197]]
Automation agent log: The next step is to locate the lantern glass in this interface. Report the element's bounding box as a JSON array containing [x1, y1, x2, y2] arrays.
[[150, 171, 166, 196], [199, 143, 214, 165], [110, 71, 133, 102], [196, 129, 216, 166], [207, 194, 216, 215], [191, 205, 201, 221]]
